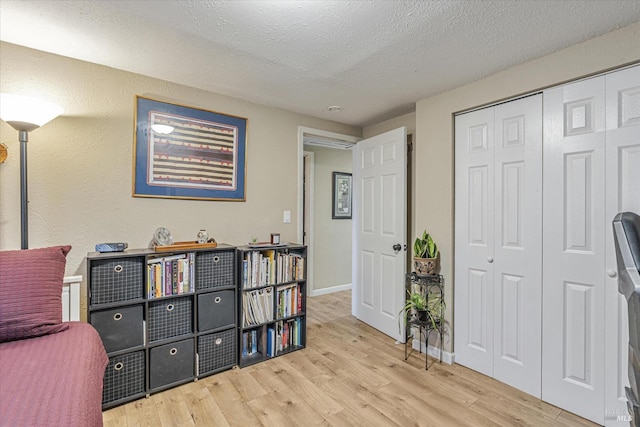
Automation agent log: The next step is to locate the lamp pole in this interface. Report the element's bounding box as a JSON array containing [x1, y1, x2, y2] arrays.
[[0, 93, 64, 250], [19, 130, 29, 249]]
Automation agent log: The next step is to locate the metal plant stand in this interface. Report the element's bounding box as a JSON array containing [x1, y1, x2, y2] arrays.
[[404, 272, 444, 370]]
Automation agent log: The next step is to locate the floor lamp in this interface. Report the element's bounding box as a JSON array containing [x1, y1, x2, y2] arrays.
[[0, 93, 64, 249]]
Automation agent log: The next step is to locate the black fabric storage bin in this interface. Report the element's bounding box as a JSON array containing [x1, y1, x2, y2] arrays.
[[149, 338, 194, 389], [90, 257, 144, 305], [147, 296, 192, 342], [90, 305, 144, 353], [198, 328, 236, 375], [197, 290, 235, 332], [196, 250, 234, 290], [102, 351, 145, 404]]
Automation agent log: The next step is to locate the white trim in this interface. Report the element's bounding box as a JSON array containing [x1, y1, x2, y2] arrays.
[[310, 283, 352, 297], [411, 339, 455, 365], [62, 275, 82, 322], [303, 151, 315, 295]]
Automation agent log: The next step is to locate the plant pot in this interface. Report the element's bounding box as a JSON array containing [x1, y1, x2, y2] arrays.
[[416, 310, 428, 323], [414, 256, 437, 276]]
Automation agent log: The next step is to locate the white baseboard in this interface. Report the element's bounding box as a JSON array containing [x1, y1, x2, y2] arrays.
[[310, 283, 352, 297], [411, 339, 455, 365]]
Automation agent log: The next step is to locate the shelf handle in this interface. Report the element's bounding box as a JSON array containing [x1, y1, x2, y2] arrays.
[[213, 256, 220, 263], [214, 296, 222, 304], [113, 312, 122, 321], [166, 304, 175, 312], [607, 269, 617, 278], [114, 264, 123, 273], [215, 338, 222, 345], [114, 362, 124, 371], [169, 347, 178, 356], [487, 257, 494, 263]]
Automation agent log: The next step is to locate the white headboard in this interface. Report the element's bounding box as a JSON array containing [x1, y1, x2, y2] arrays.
[[62, 275, 82, 322]]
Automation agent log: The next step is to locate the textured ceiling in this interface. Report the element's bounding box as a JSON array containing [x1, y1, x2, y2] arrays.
[[1, 0, 639, 127]]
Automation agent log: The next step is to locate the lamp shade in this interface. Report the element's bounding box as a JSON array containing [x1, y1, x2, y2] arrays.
[[0, 93, 64, 132]]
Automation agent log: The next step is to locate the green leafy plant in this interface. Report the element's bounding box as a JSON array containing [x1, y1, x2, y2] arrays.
[[398, 290, 444, 333], [413, 230, 438, 259]]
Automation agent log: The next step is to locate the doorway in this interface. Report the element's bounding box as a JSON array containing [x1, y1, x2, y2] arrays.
[[298, 127, 359, 297]]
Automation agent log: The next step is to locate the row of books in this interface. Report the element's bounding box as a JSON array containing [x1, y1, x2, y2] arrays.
[[146, 253, 195, 299], [242, 250, 276, 288], [241, 250, 306, 289], [279, 253, 305, 283], [241, 329, 259, 357], [266, 318, 303, 357], [276, 284, 303, 319], [242, 288, 274, 327]]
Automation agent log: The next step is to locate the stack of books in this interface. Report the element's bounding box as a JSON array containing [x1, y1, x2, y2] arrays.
[[146, 253, 195, 299]]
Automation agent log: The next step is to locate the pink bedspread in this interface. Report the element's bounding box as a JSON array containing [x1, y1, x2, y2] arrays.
[[0, 321, 108, 427]]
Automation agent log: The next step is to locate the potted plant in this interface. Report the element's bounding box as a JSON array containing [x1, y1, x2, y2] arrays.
[[413, 230, 439, 275], [398, 290, 444, 332]]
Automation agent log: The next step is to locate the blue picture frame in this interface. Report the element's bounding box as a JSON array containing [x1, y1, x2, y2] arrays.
[[133, 96, 247, 201]]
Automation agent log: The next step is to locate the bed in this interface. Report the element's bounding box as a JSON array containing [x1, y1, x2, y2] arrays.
[[0, 245, 108, 427]]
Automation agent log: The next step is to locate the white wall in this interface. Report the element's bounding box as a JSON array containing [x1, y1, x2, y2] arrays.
[[413, 22, 640, 353], [304, 145, 352, 293], [0, 42, 361, 315]]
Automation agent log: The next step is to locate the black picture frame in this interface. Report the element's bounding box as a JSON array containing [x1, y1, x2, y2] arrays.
[[332, 171, 352, 219]]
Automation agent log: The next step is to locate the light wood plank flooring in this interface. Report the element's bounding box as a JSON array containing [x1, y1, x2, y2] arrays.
[[103, 291, 596, 426]]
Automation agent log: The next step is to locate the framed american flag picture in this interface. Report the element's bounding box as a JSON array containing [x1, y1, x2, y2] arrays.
[[132, 96, 247, 201]]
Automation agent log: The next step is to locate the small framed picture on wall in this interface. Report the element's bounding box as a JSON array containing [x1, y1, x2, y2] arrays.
[[332, 171, 352, 219]]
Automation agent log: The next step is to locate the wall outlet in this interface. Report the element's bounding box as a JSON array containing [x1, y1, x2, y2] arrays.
[[283, 210, 291, 223]]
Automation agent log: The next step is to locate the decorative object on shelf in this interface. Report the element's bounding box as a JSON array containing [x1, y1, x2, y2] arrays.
[[196, 229, 209, 244], [132, 96, 247, 201], [0, 143, 7, 163], [413, 230, 439, 275], [332, 171, 352, 219], [0, 93, 64, 249], [153, 227, 173, 246], [270, 233, 280, 245]]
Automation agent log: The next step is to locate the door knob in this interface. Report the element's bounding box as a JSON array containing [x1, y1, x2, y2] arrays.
[[487, 257, 494, 263], [607, 269, 617, 278], [393, 243, 402, 251]]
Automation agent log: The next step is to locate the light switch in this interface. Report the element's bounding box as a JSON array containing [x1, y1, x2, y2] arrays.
[[283, 210, 291, 223]]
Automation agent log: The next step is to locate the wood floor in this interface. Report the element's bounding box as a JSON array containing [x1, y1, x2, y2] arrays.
[[103, 291, 596, 427]]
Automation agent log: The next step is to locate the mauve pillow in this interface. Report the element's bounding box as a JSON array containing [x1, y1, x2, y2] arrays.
[[0, 245, 71, 342]]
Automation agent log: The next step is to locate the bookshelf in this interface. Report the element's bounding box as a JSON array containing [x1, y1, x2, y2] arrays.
[[237, 243, 307, 367], [87, 245, 236, 409]]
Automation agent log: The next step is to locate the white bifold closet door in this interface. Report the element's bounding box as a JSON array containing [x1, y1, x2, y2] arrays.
[[454, 94, 543, 397], [542, 65, 639, 426]]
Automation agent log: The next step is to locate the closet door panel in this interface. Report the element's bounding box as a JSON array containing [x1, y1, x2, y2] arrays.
[[542, 77, 606, 425], [604, 65, 639, 425], [454, 108, 495, 377], [492, 94, 543, 397]]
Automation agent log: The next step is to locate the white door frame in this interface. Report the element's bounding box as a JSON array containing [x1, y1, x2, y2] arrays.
[[297, 127, 360, 296], [303, 151, 315, 294]]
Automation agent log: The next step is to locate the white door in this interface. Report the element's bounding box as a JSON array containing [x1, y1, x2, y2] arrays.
[[492, 96, 543, 397], [604, 65, 639, 426], [542, 76, 607, 424], [454, 95, 543, 396], [454, 107, 495, 377], [353, 127, 407, 342]]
